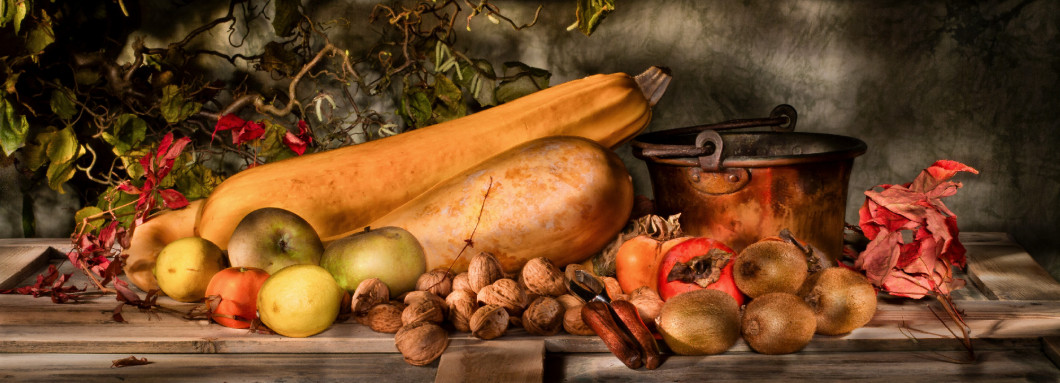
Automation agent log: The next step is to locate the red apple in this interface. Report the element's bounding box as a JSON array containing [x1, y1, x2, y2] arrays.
[[205, 266, 270, 329]]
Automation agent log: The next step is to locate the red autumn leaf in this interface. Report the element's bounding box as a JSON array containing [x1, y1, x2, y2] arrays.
[[283, 119, 313, 155], [853, 160, 978, 299], [213, 114, 246, 141], [159, 188, 189, 209], [233, 120, 265, 145]]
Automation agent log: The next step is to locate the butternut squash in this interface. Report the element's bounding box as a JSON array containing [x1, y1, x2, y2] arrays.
[[326, 136, 633, 273], [196, 67, 671, 250], [123, 199, 204, 291]]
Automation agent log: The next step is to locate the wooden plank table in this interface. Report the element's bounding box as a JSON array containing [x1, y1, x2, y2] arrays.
[[2, 232, 1059, 382]]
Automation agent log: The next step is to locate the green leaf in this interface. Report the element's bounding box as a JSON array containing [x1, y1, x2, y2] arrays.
[[49, 88, 77, 120], [74, 206, 104, 233], [258, 120, 295, 163], [401, 90, 432, 127], [495, 63, 551, 104], [25, 10, 54, 56], [19, 125, 55, 171], [575, 0, 615, 37], [272, 0, 300, 37], [0, 93, 29, 156], [118, 147, 148, 179], [432, 74, 466, 123], [102, 114, 147, 155], [73, 69, 101, 86], [96, 186, 138, 228], [160, 85, 202, 124], [457, 59, 497, 107], [44, 126, 82, 193], [173, 160, 223, 201]]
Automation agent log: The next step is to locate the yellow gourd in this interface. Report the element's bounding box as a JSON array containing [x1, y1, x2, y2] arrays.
[[328, 136, 634, 273]]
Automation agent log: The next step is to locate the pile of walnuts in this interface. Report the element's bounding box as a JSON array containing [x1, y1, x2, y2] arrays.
[[349, 252, 665, 366]]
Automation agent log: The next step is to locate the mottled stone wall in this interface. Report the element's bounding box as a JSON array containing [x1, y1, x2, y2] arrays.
[[4, 1, 1059, 280]]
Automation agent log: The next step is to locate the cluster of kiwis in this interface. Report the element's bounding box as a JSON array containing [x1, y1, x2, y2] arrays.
[[656, 237, 878, 356]]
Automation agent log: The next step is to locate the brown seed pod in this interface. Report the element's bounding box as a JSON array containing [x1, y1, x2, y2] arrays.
[[445, 290, 478, 332], [416, 269, 453, 298], [350, 278, 390, 315], [468, 252, 505, 293], [470, 304, 509, 340], [563, 304, 596, 336], [395, 321, 449, 366], [401, 297, 445, 326], [522, 296, 565, 336], [520, 257, 568, 297], [477, 278, 528, 316], [452, 272, 473, 293], [366, 303, 403, 334]]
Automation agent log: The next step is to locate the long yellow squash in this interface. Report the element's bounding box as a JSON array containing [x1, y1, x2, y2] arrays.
[[196, 67, 671, 250]]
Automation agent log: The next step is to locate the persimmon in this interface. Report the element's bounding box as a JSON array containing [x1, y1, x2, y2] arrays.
[[612, 213, 689, 294], [614, 235, 691, 293], [205, 266, 270, 329], [657, 237, 744, 305]]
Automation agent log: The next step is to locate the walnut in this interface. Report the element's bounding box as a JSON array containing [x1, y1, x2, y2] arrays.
[[627, 286, 664, 328], [522, 296, 564, 336], [556, 294, 585, 310], [416, 269, 453, 298], [401, 297, 445, 326], [350, 278, 390, 315], [403, 291, 447, 315], [451, 272, 473, 293], [470, 304, 509, 340], [563, 304, 595, 336], [476, 278, 528, 317], [445, 290, 478, 332], [366, 303, 403, 334], [519, 257, 567, 297], [395, 321, 449, 366], [468, 252, 504, 293], [601, 276, 627, 301]]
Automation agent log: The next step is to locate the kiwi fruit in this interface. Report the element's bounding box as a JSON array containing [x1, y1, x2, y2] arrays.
[[799, 267, 878, 335], [657, 289, 741, 355], [733, 240, 808, 298], [741, 292, 816, 354]]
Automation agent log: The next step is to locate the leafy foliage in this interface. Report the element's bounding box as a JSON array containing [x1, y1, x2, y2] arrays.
[[0, 0, 617, 306]]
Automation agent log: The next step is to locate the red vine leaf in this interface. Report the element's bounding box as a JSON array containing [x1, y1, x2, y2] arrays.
[[853, 160, 978, 299], [213, 113, 266, 145], [283, 119, 313, 155]]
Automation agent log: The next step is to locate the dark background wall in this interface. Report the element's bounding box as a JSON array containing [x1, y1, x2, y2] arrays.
[[3, 1, 1058, 280]]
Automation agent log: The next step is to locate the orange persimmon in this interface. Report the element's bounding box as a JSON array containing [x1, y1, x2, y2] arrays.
[[205, 266, 270, 329], [615, 235, 691, 294]]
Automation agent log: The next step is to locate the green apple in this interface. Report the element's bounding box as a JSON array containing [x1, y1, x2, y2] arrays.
[[227, 207, 324, 275], [320, 226, 427, 296]]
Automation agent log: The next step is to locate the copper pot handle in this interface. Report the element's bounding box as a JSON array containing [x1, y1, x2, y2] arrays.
[[636, 105, 798, 164]]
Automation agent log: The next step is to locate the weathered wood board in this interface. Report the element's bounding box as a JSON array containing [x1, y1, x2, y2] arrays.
[[1, 233, 1059, 382]]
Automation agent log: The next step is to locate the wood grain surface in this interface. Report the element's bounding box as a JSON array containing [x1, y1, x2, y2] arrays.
[[2, 233, 1059, 381]]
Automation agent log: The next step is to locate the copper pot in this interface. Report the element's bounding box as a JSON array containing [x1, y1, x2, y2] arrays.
[[632, 105, 867, 263]]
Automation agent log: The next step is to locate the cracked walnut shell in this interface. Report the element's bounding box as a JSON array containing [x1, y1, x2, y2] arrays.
[[351, 278, 390, 315]]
